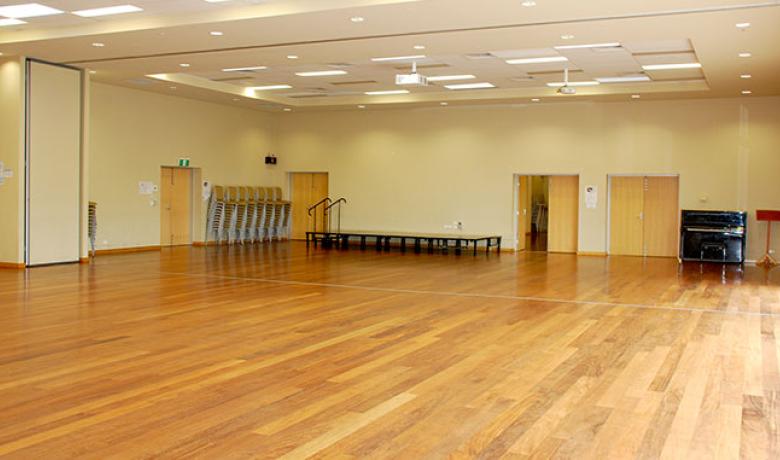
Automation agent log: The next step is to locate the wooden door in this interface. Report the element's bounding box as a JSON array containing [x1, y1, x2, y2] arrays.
[[644, 176, 679, 257], [547, 175, 579, 253], [609, 176, 645, 256], [290, 173, 329, 240], [160, 167, 192, 246], [517, 176, 530, 251]]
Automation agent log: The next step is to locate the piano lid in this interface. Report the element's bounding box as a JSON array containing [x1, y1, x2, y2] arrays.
[[681, 210, 747, 227]]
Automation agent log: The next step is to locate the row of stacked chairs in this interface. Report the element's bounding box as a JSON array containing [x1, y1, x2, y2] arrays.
[[206, 186, 291, 244]]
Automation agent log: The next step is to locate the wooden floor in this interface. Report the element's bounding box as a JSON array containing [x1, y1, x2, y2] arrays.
[[0, 243, 778, 459]]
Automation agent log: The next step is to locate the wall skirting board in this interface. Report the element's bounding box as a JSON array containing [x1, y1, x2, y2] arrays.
[[0, 262, 26, 269], [94, 245, 161, 256]]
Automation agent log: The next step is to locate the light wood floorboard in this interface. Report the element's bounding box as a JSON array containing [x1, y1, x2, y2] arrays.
[[0, 243, 778, 458]]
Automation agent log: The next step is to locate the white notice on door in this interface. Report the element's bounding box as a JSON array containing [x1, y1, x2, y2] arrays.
[[585, 185, 598, 209]]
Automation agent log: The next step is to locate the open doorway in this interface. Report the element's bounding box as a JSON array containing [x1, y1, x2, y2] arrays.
[[518, 176, 549, 251], [516, 174, 579, 253]]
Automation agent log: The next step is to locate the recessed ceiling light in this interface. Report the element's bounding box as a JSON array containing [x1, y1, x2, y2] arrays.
[[89, 70, 97, 74], [738, 52, 751, 58], [350, 16, 364, 23], [531, 98, 540, 102], [444, 82, 495, 90], [204, 0, 230, 3], [210, 31, 223, 36], [72, 5, 142, 18], [92, 42, 105, 47], [506, 56, 568, 65], [414, 45, 426, 50], [440, 102, 448, 106], [554, 42, 621, 50], [222, 66, 267, 72], [358, 105, 366, 109], [371, 55, 426, 62], [595, 75, 651, 83], [740, 74, 752, 79], [169, 86, 177, 90], [546, 81, 599, 87], [427, 74, 477, 82], [287, 55, 299, 60], [0, 3, 63, 19], [0, 18, 26, 26], [283, 108, 292, 112], [249, 85, 292, 91], [179, 63, 190, 68], [232, 98, 239, 101], [735, 22, 751, 29], [641, 63, 701, 70], [741, 90, 752, 95], [521, 1, 536, 6], [631, 94, 641, 99], [560, 34, 575, 40], [295, 70, 348, 77], [365, 90, 410, 95]]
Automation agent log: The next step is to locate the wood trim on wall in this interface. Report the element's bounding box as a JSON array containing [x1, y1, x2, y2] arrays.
[[94, 245, 161, 256], [0, 262, 26, 269]]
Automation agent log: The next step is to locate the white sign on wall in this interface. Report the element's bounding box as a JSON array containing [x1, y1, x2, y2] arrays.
[[0, 161, 12, 186], [585, 185, 598, 209], [138, 181, 155, 195]]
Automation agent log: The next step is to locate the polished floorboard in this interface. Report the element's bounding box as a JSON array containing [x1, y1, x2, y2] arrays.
[[0, 243, 778, 459]]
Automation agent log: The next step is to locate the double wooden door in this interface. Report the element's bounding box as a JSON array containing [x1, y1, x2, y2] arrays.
[[160, 167, 193, 246], [290, 173, 329, 240], [609, 176, 679, 257], [517, 175, 579, 253]]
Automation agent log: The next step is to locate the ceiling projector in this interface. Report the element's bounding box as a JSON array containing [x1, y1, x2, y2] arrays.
[[395, 61, 429, 87], [558, 86, 576, 95], [556, 67, 576, 95]]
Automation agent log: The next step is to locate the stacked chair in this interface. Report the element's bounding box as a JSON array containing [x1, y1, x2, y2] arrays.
[[205, 184, 292, 245], [88, 201, 97, 256]]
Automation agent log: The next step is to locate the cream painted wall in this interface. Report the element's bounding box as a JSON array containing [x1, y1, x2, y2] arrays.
[[275, 97, 780, 261], [89, 82, 279, 250], [0, 57, 25, 265]]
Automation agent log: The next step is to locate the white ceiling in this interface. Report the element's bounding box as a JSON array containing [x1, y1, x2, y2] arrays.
[[1, 0, 778, 111]]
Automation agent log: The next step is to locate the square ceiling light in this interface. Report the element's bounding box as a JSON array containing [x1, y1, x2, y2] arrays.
[[0, 3, 63, 18]]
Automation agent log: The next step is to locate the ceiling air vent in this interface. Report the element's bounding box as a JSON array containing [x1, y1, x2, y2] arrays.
[[464, 52, 496, 60]]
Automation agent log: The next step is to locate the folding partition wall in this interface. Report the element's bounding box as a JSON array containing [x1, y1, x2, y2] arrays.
[[25, 60, 83, 266]]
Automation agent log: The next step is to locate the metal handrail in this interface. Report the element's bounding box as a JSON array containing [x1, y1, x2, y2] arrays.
[[325, 198, 347, 235], [307, 197, 332, 216], [307, 197, 332, 234]]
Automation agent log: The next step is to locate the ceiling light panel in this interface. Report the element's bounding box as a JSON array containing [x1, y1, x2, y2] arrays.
[[0, 18, 26, 26], [546, 81, 600, 87], [222, 66, 267, 72], [444, 82, 495, 90], [506, 56, 568, 65], [426, 75, 476, 82], [365, 90, 409, 95], [295, 70, 348, 77], [0, 3, 63, 18], [72, 5, 142, 18], [371, 55, 426, 62], [554, 43, 621, 50]]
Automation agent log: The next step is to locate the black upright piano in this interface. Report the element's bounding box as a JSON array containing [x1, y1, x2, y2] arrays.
[[680, 210, 747, 263]]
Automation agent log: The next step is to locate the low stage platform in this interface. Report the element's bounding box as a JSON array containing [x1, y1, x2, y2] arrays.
[[306, 230, 502, 255]]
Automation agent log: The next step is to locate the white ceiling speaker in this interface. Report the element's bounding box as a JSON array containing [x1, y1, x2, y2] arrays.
[[557, 67, 576, 95]]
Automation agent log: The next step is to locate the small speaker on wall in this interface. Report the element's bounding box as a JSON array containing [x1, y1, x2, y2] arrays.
[[265, 154, 277, 165]]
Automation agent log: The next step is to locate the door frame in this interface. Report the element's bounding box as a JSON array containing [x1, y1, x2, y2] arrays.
[[606, 173, 680, 256], [513, 173, 580, 252], [160, 166, 198, 247]]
